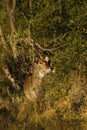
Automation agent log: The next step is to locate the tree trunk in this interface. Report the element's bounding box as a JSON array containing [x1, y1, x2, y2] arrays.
[[5, 0, 18, 60]]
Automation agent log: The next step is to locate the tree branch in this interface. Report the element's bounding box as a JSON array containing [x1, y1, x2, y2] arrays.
[[3, 65, 20, 90], [0, 24, 8, 50], [4, 0, 19, 60], [11, 0, 16, 13], [24, 38, 70, 54], [29, 39, 69, 53], [5, 0, 16, 31], [27, 39, 58, 53], [29, 0, 32, 14], [59, 0, 62, 23], [5, 0, 11, 15]]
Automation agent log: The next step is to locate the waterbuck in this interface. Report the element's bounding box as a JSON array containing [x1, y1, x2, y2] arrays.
[[24, 56, 53, 102]]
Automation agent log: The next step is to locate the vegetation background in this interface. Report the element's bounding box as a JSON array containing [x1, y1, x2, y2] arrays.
[[0, 0, 87, 130]]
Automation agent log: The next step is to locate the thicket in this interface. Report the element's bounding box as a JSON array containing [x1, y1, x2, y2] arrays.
[[0, 0, 87, 130]]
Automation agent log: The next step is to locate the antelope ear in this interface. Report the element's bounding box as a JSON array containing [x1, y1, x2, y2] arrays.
[[34, 57, 39, 63], [44, 56, 49, 62]]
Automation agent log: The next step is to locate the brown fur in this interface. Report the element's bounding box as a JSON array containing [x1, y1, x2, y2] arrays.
[[24, 57, 52, 101]]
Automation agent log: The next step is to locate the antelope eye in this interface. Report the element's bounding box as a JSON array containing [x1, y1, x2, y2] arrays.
[[39, 62, 45, 64], [39, 62, 43, 64], [47, 60, 50, 65]]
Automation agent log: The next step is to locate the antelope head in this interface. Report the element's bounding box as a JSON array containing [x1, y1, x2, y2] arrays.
[[34, 56, 53, 78]]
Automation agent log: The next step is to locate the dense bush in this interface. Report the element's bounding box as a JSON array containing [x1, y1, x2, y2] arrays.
[[0, 0, 87, 129]]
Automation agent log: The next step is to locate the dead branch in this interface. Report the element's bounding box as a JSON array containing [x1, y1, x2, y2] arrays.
[[29, 39, 70, 54], [24, 38, 70, 54], [34, 41, 54, 53], [27, 39, 58, 53]]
